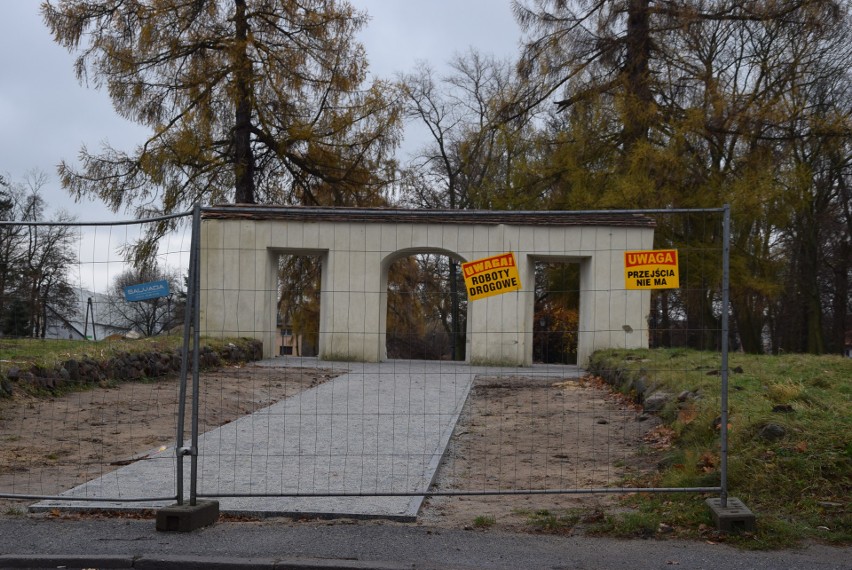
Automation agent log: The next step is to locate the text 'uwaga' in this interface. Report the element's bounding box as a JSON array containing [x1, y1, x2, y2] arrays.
[[624, 250, 680, 289], [462, 252, 522, 301]]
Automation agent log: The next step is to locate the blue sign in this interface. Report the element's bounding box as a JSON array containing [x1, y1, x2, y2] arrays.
[[124, 280, 170, 302]]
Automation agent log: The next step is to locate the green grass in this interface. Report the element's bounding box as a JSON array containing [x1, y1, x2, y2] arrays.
[[472, 515, 496, 528], [0, 335, 259, 367], [520, 509, 582, 533], [0, 335, 184, 368], [588, 349, 852, 548], [589, 510, 661, 539]]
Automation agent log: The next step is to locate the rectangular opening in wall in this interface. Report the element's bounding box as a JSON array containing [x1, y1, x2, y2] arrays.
[[534, 261, 580, 365], [276, 253, 322, 358]]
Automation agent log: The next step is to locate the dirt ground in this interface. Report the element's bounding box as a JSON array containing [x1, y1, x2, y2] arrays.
[[0, 365, 662, 531], [0, 365, 338, 503], [420, 374, 662, 530]]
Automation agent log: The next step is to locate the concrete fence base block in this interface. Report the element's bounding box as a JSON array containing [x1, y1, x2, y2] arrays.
[[156, 500, 219, 532], [705, 497, 756, 532]]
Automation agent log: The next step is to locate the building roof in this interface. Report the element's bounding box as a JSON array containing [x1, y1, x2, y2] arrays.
[[202, 205, 657, 228]]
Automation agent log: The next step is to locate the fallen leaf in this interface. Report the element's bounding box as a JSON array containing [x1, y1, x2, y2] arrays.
[[677, 403, 697, 425], [697, 451, 718, 473], [643, 425, 676, 450]]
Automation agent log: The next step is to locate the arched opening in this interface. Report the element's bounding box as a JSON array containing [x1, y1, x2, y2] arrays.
[[533, 261, 580, 364], [384, 251, 468, 361]]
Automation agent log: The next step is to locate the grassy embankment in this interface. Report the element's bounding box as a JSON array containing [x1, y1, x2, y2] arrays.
[[584, 348, 851, 548], [0, 335, 260, 397]]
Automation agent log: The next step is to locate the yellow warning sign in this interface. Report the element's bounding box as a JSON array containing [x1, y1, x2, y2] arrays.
[[624, 249, 680, 290], [462, 252, 522, 301]]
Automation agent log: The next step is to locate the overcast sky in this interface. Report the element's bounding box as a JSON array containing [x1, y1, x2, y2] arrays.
[[0, 1, 522, 221]]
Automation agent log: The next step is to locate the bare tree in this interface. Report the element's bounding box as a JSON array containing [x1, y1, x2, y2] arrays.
[[0, 171, 78, 338], [398, 51, 536, 359], [107, 265, 184, 337]]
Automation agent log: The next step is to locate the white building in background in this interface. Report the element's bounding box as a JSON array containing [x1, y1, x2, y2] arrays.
[[44, 289, 130, 341]]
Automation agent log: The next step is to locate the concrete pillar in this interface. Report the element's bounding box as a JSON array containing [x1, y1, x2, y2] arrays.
[[577, 256, 595, 366], [467, 285, 531, 366], [200, 219, 278, 358], [319, 225, 384, 362]]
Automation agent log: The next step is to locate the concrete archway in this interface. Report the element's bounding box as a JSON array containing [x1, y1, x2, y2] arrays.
[[380, 247, 469, 361], [199, 206, 654, 366]]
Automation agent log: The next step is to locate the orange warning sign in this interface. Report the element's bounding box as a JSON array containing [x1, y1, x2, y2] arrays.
[[462, 252, 522, 301], [624, 249, 679, 289]]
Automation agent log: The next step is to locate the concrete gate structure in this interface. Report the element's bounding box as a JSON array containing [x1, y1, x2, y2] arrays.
[[199, 206, 655, 366]]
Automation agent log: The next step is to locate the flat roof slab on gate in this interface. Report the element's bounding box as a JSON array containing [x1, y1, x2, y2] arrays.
[[33, 359, 582, 520]]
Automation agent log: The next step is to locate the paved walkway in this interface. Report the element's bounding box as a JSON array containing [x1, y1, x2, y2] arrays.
[[35, 359, 579, 520]]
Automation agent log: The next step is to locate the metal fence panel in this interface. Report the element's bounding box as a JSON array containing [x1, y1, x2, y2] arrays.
[[0, 213, 192, 506], [1, 205, 729, 517], [191, 206, 730, 516]]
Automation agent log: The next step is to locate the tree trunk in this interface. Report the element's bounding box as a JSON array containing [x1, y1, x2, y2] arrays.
[[447, 182, 465, 360], [830, 242, 849, 354], [623, 0, 653, 150], [799, 214, 825, 354], [660, 291, 671, 346], [449, 259, 465, 360], [685, 287, 717, 351], [732, 295, 764, 353], [233, 0, 256, 204]]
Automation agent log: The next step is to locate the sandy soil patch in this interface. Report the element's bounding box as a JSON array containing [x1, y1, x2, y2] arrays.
[[418, 374, 661, 530], [0, 365, 337, 508]]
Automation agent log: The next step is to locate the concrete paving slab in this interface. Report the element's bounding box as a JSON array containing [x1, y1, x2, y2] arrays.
[[33, 359, 580, 520]]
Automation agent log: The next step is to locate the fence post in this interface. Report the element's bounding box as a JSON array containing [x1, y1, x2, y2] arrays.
[[175, 203, 201, 505], [189, 202, 202, 506], [720, 204, 731, 508], [156, 203, 219, 530]]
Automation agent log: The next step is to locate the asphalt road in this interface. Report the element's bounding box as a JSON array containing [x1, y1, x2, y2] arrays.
[[0, 517, 849, 570]]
